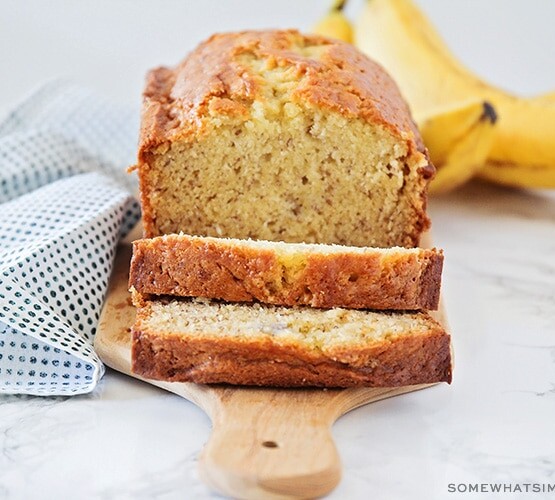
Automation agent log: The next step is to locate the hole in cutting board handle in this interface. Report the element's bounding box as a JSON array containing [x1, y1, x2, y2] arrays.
[[262, 440, 279, 448]]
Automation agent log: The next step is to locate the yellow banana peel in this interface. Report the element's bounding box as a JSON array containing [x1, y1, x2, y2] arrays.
[[418, 101, 497, 194], [479, 162, 555, 189], [429, 112, 497, 194], [530, 91, 555, 106], [313, 0, 353, 43], [417, 100, 496, 163]]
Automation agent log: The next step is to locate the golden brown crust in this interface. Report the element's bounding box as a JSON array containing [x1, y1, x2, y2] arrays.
[[138, 30, 426, 156], [136, 30, 433, 240], [131, 310, 452, 388], [129, 234, 443, 310]]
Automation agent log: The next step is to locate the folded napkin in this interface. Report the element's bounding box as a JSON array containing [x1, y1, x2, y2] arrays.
[[0, 81, 141, 395]]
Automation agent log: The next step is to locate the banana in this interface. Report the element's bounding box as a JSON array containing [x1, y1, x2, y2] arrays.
[[355, 0, 555, 189], [418, 101, 497, 194], [479, 162, 555, 189], [313, 0, 353, 43], [417, 100, 496, 164], [530, 91, 555, 106]]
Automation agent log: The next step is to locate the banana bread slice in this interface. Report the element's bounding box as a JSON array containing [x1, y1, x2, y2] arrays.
[[135, 30, 433, 247], [131, 297, 452, 387], [130, 234, 443, 310]]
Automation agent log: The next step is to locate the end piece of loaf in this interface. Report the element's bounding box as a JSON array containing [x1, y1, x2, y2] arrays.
[[136, 30, 433, 247], [131, 297, 452, 388], [130, 234, 443, 310]]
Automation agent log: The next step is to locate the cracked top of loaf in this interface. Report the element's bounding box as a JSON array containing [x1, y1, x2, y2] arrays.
[[138, 29, 429, 166]]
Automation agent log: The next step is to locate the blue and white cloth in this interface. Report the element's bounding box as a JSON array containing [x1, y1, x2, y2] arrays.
[[0, 81, 141, 395]]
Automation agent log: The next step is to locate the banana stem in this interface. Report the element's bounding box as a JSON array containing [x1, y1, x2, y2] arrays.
[[331, 0, 348, 12]]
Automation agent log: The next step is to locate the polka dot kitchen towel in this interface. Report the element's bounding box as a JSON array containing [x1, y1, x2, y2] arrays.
[[0, 81, 141, 395]]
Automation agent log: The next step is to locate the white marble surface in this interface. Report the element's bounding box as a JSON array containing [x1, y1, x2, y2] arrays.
[[2, 1, 555, 499]]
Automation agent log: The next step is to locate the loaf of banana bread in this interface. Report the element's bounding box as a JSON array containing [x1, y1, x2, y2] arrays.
[[135, 30, 433, 247]]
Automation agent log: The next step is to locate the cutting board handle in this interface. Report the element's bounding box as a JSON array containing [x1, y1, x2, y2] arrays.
[[198, 388, 342, 499]]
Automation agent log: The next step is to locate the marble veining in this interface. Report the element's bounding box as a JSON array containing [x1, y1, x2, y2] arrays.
[[1, 181, 555, 500]]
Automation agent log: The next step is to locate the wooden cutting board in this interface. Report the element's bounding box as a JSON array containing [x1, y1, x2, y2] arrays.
[[95, 227, 449, 499]]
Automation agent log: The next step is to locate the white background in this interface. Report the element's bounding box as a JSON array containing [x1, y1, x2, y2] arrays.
[[1, 0, 555, 116], [1, 2, 555, 500]]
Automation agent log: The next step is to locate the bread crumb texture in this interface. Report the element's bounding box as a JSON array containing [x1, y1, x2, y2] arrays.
[[139, 298, 439, 352]]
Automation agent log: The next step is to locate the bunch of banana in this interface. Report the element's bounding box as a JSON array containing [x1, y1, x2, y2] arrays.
[[354, 0, 555, 189]]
